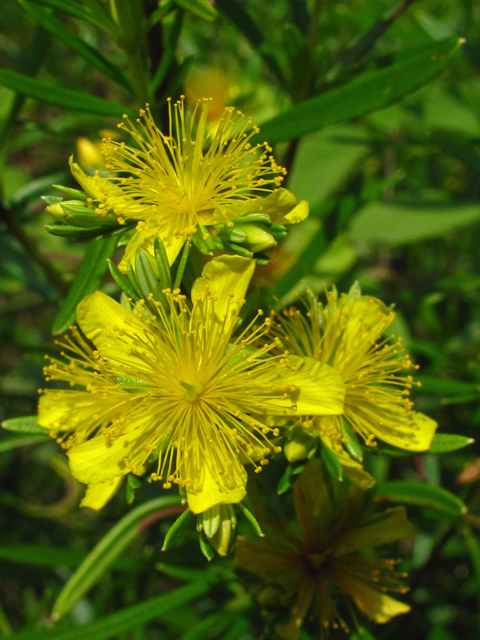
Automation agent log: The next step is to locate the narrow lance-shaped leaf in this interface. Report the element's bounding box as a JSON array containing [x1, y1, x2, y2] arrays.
[[1, 416, 45, 435], [19, 0, 133, 92], [257, 37, 463, 144], [376, 481, 467, 518], [0, 69, 135, 117], [52, 236, 118, 335], [53, 495, 182, 619], [11, 581, 208, 640]]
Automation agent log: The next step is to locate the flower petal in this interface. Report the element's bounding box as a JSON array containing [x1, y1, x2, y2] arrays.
[[67, 428, 145, 484], [80, 477, 123, 510], [191, 255, 255, 342], [333, 506, 414, 557], [69, 157, 145, 217], [256, 356, 345, 416], [76, 291, 150, 369], [366, 408, 437, 452], [209, 188, 309, 225], [185, 454, 247, 514], [38, 390, 120, 432], [330, 569, 410, 623]]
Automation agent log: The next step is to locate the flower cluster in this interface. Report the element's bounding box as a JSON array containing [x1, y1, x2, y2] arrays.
[[35, 98, 438, 631]]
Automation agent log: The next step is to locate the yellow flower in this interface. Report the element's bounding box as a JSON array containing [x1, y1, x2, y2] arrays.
[[38, 256, 345, 514], [235, 459, 414, 638], [267, 288, 437, 488], [68, 97, 308, 271]]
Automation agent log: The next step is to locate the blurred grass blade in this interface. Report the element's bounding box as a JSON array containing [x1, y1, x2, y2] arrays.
[[19, 1, 133, 92], [179, 613, 237, 640], [0, 69, 135, 117], [0, 544, 144, 571], [150, 8, 184, 96], [26, 0, 98, 24], [214, 0, 287, 89], [223, 619, 251, 640], [415, 375, 480, 396], [376, 481, 467, 518], [53, 496, 182, 619], [52, 236, 118, 335], [237, 503, 264, 537], [349, 202, 480, 246], [0, 435, 47, 453], [460, 526, 480, 619], [1, 416, 45, 435], [259, 37, 463, 143], [12, 581, 207, 640], [174, 0, 217, 22]]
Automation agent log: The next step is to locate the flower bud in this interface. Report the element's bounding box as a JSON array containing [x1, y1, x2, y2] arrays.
[[200, 504, 236, 556], [235, 222, 277, 253], [45, 199, 90, 222], [284, 430, 317, 463]]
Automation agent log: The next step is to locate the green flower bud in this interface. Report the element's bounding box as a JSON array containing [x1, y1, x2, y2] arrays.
[[200, 504, 236, 557], [45, 199, 89, 222], [284, 430, 318, 463], [235, 222, 277, 253]]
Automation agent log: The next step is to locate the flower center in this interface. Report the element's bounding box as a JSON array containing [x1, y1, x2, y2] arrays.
[[180, 381, 204, 402]]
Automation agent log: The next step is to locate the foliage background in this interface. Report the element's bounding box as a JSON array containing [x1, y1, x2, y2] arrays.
[[1, 0, 480, 638]]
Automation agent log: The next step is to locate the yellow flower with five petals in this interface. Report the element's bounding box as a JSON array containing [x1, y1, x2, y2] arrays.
[[38, 256, 345, 514], [266, 288, 437, 489], [69, 97, 308, 271]]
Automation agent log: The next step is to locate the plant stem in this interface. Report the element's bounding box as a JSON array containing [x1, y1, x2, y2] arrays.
[[0, 202, 68, 296], [0, 604, 12, 636]]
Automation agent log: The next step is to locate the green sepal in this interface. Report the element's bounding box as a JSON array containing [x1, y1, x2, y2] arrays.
[[52, 184, 88, 200], [135, 249, 168, 311], [231, 213, 270, 224], [237, 502, 264, 537], [45, 223, 107, 238], [173, 238, 192, 290], [41, 195, 64, 206], [223, 240, 253, 257], [277, 460, 308, 494], [1, 415, 46, 435], [117, 229, 136, 247], [342, 419, 363, 463], [107, 259, 141, 302], [162, 508, 192, 551], [153, 235, 173, 290], [198, 529, 216, 561], [321, 442, 343, 481], [126, 475, 142, 504]]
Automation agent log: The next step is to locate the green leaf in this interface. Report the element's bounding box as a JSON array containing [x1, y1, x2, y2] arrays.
[[174, 0, 218, 22], [350, 626, 378, 640], [51, 236, 118, 335], [214, 0, 287, 89], [19, 1, 133, 92], [11, 581, 207, 640], [366, 434, 474, 457], [258, 37, 463, 144], [416, 375, 480, 396], [0, 434, 48, 453], [22, 0, 96, 25], [173, 238, 191, 290], [52, 495, 182, 619], [376, 481, 467, 518], [0, 68, 134, 117], [0, 544, 144, 571], [1, 416, 45, 435], [349, 202, 480, 246], [428, 434, 474, 454]]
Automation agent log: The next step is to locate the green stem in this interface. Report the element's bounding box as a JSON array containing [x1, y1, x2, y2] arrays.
[[0, 201, 68, 296], [114, 0, 149, 105], [124, 47, 150, 106]]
